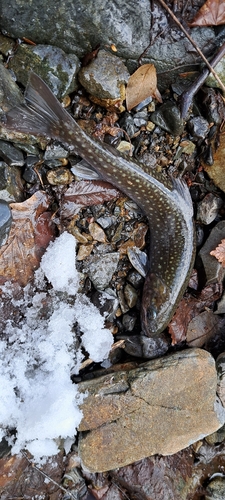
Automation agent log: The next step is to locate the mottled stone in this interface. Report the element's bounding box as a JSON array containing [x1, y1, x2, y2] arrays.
[[79, 49, 129, 100], [78, 348, 224, 472], [197, 193, 223, 225], [8, 44, 80, 98], [86, 252, 119, 290]]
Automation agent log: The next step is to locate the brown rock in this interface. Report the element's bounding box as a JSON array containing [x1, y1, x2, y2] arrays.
[[78, 348, 224, 472]]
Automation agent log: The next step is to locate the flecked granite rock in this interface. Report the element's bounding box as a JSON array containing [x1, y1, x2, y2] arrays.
[[78, 348, 225, 472]]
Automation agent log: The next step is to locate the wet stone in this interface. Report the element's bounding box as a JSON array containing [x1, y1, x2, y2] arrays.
[[0, 140, 24, 167], [78, 49, 130, 100], [0, 200, 12, 247], [197, 193, 223, 225], [188, 116, 209, 139], [78, 348, 224, 472], [150, 102, 184, 136]]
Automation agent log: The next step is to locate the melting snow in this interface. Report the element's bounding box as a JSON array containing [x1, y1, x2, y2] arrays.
[[0, 232, 113, 462]]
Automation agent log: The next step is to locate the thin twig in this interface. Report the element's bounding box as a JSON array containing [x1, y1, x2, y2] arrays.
[[21, 451, 77, 499], [157, 0, 225, 94]]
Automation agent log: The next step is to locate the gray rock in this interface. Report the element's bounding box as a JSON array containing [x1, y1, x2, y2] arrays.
[[8, 44, 80, 97], [188, 116, 209, 139], [79, 49, 129, 100], [0, 139, 24, 167], [0, 62, 23, 115], [123, 333, 169, 359], [150, 102, 184, 136], [78, 348, 224, 472], [1, 2, 218, 90], [197, 193, 223, 225], [87, 252, 120, 290], [199, 221, 225, 284]]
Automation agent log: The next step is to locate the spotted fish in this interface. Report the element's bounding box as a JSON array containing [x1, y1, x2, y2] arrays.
[[4, 73, 195, 337]]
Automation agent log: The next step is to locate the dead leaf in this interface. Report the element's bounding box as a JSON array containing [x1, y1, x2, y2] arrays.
[[168, 283, 222, 344], [186, 310, 220, 347], [126, 64, 162, 111], [210, 238, 225, 267], [0, 191, 56, 286], [89, 222, 107, 242], [61, 180, 122, 218], [189, 0, 225, 26]]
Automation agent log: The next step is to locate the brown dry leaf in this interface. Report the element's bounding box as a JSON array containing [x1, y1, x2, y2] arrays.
[[0, 191, 55, 286], [210, 238, 225, 267], [126, 64, 162, 111], [168, 283, 222, 344], [61, 180, 122, 218], [186, 310, 220, 347], [189, 0, 225, 26]]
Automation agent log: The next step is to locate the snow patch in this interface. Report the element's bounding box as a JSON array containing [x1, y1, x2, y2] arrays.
[[0, 232, 113, 462]]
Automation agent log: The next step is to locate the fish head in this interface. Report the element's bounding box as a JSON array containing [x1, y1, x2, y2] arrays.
[[141, 272, 171, 337]]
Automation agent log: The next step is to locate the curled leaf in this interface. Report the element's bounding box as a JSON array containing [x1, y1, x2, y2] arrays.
[[126, 64, 162, 111], [0, 191, 56, 286], [210, 238, 225, 267]]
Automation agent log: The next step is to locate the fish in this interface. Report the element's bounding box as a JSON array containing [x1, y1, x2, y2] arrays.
[[3, 72, 195, 337]]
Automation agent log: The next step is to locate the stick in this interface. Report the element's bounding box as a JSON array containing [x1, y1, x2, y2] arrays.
[[180, 41, 225, 118], [157, 0, 225, 94]]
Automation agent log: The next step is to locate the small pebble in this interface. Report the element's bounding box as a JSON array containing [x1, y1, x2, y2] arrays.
[[124, 283, 138, 308], [188, 116, 209, 139], [197, 193, 223, 225], [46, 167, 73, 185]]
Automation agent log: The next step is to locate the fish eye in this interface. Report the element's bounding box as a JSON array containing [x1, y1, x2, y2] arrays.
[[147, 307, 157, 321]]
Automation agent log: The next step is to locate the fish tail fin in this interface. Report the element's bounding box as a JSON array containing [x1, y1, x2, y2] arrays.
[[4, 72, 71, 137]]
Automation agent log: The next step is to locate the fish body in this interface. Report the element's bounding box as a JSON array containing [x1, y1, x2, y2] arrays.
[[4, 73, 195, 337]]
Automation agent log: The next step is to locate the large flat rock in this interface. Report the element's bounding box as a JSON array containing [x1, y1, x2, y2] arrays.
[[78, 348, 225, 472]]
